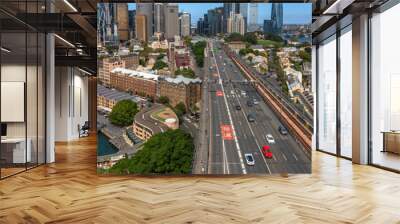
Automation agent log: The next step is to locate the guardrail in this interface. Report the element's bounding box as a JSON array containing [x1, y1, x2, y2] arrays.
[[224, 47, 312, 151]]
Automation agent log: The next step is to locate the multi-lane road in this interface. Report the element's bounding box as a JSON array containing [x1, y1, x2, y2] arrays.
[[199, 39, 311, 174]]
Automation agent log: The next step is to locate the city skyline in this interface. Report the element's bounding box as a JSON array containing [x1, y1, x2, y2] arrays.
[[128, 3, 311, 26]]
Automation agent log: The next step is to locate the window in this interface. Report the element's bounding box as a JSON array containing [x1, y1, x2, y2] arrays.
[[317, 35, 337, 154]]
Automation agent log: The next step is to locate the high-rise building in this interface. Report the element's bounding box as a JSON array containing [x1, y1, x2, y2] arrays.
[[135, 14, 148, 42], [223, 3, 240, 33], [179, 12, 191, 37], [227, 12, 245, 35], [240, 3, 248, 32], [116, 3, 129, 42], [128, 10, 136, 40], [271, 3, 283, 35], [97, 3, 119, 46], [164, 3, 179, 39], [154, 3, 165, 33], [136, 3, 153, 39], [263, 19, 274, 35], [248, 3, 258, 26]]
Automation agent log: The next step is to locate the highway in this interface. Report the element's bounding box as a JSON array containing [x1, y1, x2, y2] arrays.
[[203, 39, 311, 174]]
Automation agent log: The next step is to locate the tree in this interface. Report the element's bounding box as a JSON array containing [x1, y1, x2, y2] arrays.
[[191, 41, 206, 67], [298, 50, 311, 62], [109, 129, 194, 174], [175, 68, 195, 78], [158, 96, 170, 105], [108, 100, 139, 126], [226, 32, 244, 42], [174, 102, 187, 118], [244, 32, 258, 45], [152, 60, 168, 70]]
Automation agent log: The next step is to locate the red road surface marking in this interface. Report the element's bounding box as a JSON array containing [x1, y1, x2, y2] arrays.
[[221, 124, 234, 140], [216, 90, 224, 96]]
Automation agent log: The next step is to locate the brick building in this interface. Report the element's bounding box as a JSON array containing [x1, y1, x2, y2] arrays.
[[110, 68, 159, 99], [98, 57, 125, 86], [159, 75, 202, 110]]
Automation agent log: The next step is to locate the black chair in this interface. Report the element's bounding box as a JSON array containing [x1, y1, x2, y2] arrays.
[[79, 121, 90, 138]]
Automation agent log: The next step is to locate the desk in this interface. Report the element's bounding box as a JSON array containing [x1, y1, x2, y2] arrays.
[[382, 131, 400, 154], [1, 138, 31, 163]]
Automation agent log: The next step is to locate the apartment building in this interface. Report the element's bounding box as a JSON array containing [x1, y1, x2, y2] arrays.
[[159, 76, 202, 110]]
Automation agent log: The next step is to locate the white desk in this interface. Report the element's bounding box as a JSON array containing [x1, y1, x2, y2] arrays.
[[1, 138, 31, 163]]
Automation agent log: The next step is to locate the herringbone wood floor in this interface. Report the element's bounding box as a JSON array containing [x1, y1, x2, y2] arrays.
[[1, 136, 400, 224]]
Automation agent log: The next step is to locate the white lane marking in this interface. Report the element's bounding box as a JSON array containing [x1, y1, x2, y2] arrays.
[[211, 41, 247, 175], [293, 153, 298, 161], [230, 77, 272, 175], [282, 153, 287, 161], [222, 139, 230, 174]]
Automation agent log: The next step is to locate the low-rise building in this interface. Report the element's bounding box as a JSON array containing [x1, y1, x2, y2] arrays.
[[99, 57, 125, 86], [97, 84, 145, 110], [120, 53, 139, 69], [110, 68, 159, 99], [227, 41, 246, 53], [133, 104, 178, 141], [159, 75, 202, 110]]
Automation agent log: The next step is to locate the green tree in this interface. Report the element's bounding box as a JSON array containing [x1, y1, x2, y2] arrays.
[[191, 41, 206, 67], [244, 32, 258, 45], [152, 60, 168, 70], [158, 96, 170, 105], [175, 68, 195, 78], [298, 50, 311, 62], [174, 102, 187, 118], [226, 32, 244, 42], [109, 129, 194, 174], [108, 100, 138, 126]]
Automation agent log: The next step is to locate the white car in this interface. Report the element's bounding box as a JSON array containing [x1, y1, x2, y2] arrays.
[[266, 134, 275, 144], [245, 153, 255, 166]]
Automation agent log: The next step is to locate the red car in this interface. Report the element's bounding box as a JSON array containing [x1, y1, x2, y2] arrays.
[[262, 146, 273, 158]]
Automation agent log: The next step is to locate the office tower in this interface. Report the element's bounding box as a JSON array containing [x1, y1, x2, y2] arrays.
[[128, 10, 135, 40], [240, 3, 248, 32], [164, 3, 179, 39], [247, 3, 259, 32], [97, 3, 118, 46], [207, 7, 224, 36], [179, 12, 191, 37], [263, 19, 274, 35], [271, 3, 283, 35], [116, 3, 129, 42], [136, 3, 153, 39], [223, 3, 240, 33], [203, 13, 209, 35], [227, 12, 245, 35], [154, 3, 165, 33], [135, 14, 148, 42], [197, 18, 204, 34]]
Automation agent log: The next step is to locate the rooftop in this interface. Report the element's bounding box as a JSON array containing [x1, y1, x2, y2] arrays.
[[97, 85, 143, 102], [163, 75, 202, 85], [111, 67, 159, 81]]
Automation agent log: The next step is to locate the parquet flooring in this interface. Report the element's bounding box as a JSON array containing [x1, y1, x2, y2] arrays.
[[1, 135, 400, 223]]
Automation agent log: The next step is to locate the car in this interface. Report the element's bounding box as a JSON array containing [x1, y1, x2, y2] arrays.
[[236, 105, 241, 110], [278, 126, 288, 135], [266, 134, 275, 144], [247, 114, 255, 122], [262, 146, 273, 159], [241, 90, 246, 96], [253, 99, 259, 105], [244, 153, 255, 166], [247, 100, 253, 107]]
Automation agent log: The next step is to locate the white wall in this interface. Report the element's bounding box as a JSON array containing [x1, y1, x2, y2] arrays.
[[54, 67, 89, 141]]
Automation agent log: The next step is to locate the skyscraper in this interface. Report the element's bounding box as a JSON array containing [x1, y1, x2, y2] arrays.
[[154, 3, 165, 33], [116, 3, 129, 42], [136, 3, 153, 39], [223, 3, 240, 33], [164, 3, 179, 39], [271, 3, 283, 35], [135, 14, 148, 42], [97, 3, 119, 46], [179, 12, 191, 37], [248, 3, 258, 26], [128, 10, 136, 40], [227, 12, 245, 35]]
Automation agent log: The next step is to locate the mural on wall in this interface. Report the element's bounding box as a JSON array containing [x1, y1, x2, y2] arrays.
[[97, 2, 312, 175]]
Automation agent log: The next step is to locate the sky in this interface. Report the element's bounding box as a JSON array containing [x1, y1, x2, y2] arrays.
[[128, 3, 311, 26]]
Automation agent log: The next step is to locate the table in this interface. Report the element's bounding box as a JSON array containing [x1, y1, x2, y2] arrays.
[[1, 138, 31, 164]]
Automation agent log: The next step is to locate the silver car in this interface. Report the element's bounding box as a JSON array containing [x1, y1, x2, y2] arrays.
[[245, 153, 255, 166]]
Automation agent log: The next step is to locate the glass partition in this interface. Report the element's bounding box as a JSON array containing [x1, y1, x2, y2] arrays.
[[0, 1, 46, 179]]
